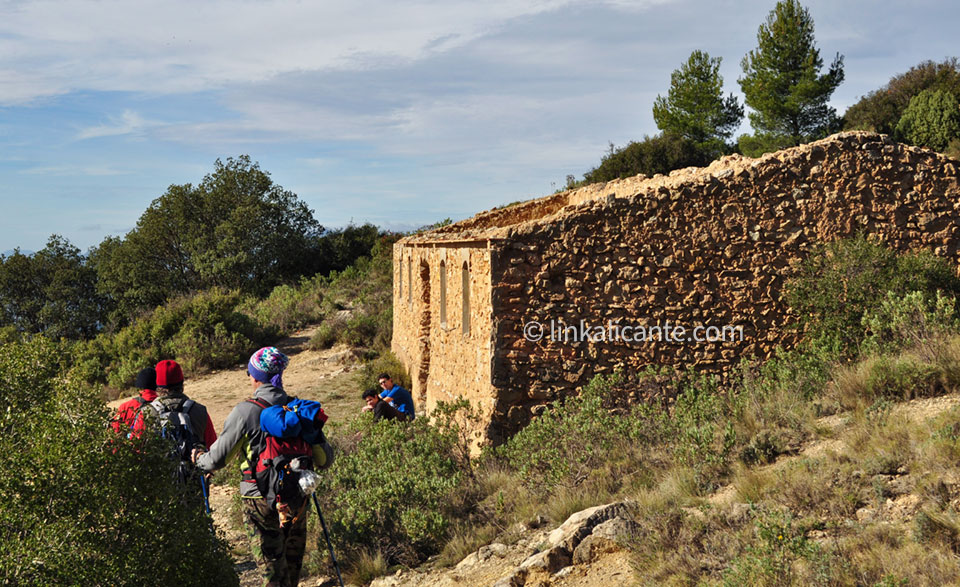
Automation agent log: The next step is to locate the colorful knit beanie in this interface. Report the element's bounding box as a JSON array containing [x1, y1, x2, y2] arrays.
[[248, 346, 289, 388]]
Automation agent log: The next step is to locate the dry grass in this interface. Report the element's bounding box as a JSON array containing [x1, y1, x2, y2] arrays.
[[344, 549, 390, 585]]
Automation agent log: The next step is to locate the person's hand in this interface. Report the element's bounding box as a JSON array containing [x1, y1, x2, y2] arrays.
[[382, 396, 395, 404], [191, 448, 206, 464], [361, 405, 373, 413]]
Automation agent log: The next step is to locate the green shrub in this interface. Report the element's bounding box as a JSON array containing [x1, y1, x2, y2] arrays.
[[0, 338, 237, 585], [785, 236, 960, 357], [581, 133, 713, 184], [240, 281, 325, 336], [308, 315, 345, 350], [724, 508, 833, 586], [895, 89, 960, 151], [73, 288, 270, 393], [497, 373, 657, 492], [862, 290, 958, 353], [316, 408, 468, 566]]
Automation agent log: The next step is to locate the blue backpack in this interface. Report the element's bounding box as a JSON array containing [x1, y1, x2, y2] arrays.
[[246, 398, 329, 514]]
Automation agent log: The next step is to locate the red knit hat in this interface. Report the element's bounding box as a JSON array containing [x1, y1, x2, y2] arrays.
[[155, 360, 184, 386]]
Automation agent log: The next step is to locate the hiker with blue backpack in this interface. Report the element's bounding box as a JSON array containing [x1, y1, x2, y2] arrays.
[[194, 346, 335, 587]]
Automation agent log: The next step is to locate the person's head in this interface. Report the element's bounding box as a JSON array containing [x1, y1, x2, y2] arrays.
[[248, 346, 289, 389], [135, 367, 157, 392], [377, 373, 393, 390], [155, 360, 184, 396], [362, 388, 380, 409]]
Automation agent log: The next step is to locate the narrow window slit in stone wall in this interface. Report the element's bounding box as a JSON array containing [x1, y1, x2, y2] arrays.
[[439, 260, 447, 327], [462, 261, 470, 335]]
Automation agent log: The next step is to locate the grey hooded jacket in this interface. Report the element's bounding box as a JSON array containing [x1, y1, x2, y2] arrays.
[[197, 383, 330, 498]]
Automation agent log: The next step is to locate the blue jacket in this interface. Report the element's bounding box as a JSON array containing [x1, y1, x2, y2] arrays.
[[380, 384, 415, 419]]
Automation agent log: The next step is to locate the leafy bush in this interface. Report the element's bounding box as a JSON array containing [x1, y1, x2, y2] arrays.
[[308, 315, 345, 350], [844, 58, 960, 136], [862, 290, 958, 352], [785, 236, 960, 357], [895, 88, 960, 151], [316, 406, 468, 566], [497, 373, 645, 491], [580, 133, 713, 185], [0, 338, 237, 585], [724, 508, 832, 586], [356, 351, 411, 394], [73, 288, 270, 394], [240, 281, 325, 336]]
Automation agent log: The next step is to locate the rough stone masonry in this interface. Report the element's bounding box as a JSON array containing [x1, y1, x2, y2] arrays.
[[392, 131, 960, 444]]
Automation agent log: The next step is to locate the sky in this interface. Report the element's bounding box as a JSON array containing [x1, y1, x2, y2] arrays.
[[0, 0, 957, 253]]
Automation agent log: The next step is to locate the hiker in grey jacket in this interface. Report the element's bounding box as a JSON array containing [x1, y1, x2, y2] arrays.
[[194, 347, 331, 587]]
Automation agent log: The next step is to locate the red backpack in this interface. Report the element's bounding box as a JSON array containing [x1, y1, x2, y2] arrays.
[[243, 397, 327, 525]]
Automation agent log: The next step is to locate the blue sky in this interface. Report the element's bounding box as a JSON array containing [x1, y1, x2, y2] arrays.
[[1, 0, 957, 252]]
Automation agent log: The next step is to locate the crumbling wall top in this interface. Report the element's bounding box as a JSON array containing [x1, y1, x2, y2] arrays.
[[399, 132, 952, 247]]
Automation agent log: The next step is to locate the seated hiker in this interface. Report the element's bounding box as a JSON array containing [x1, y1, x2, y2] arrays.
[[194, 347, 333, 587], [361, 388, 405, 422], [111, 366, 159, 439], [377, 373, 415, 420]]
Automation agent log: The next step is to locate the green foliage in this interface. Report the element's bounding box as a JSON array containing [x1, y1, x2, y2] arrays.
[[581, 134, 712, 184], [0, 235, 110, 339], [737, 132, 796, 158], [497, 373, 643, 491], [784, 236, 960, 357], [0, 338, 237, 585], [862, 290, 958, 353], [894, 89, 960, 151], [90, 156, 322, 319], [724, 509, 832, 586], [844, 58, 960, 136], [653, 50, 743, 156], [73, 288, 268, 391], [738, 0, 844, 146], [317, 408, 468, 565], [671, 375, 738, 484]]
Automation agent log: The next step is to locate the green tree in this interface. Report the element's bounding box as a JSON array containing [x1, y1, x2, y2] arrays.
[[738, 0, 844, 152], [0, 235, 110, 339], [844, 58, 960, 136], [894, 88, 960, 151], [653, 50, 743, 155], [92, 156, 323, 320]]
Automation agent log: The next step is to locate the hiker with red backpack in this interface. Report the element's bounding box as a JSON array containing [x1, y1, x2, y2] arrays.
[[194, 346, 334, 587], [110, 366, 160, 438], [111, 361, 217, 449]]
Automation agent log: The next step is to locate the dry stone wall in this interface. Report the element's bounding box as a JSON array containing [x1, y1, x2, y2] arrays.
[[488, 132, 960, 439], [395, 132, 960, 444], [392, 242, 497, 438]]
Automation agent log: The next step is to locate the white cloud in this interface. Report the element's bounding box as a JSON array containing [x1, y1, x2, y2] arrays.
[[0, 0, 669, 105], [75, 110, 162, 140]]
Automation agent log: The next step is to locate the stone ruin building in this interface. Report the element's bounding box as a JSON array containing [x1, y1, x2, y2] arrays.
[[391, 131, 960, 444]]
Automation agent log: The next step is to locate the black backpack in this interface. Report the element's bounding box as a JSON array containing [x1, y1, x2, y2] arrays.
[[142, 398, 201, 485]]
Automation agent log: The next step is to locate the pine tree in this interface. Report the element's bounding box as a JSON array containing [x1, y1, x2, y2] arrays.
[[739, 0, 844, 148], [653, 50, 743, 155]]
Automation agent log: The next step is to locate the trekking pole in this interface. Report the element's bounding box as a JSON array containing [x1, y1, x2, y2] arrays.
[[312, 494, 344, 587], [199, 473, 211, 515]]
